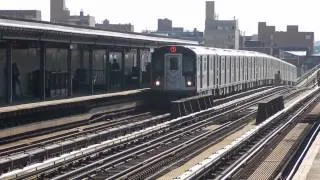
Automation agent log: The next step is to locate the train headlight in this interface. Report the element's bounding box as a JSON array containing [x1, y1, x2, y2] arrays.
[[155, 80, 160, 86], [187, 81, 192, 86]]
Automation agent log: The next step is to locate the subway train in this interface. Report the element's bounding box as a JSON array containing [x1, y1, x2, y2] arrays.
[[151, 45, 297, 96]]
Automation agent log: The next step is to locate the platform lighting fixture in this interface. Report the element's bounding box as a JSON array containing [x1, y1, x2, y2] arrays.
[[155, 80, 160, 86], [187, 81, 192, 86], [70, 44, 77, 50]]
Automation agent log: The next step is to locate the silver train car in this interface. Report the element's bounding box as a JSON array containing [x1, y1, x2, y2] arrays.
[[151, 45, 297, 96]]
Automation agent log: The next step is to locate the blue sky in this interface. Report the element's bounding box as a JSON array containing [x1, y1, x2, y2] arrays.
[[0, 0, 319, 40]]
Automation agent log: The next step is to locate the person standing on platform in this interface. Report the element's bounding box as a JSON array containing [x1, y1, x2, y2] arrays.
[[111, 59, 120, 88]]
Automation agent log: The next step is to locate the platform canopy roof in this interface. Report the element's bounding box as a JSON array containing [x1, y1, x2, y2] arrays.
[[0, 17, 199, 48]]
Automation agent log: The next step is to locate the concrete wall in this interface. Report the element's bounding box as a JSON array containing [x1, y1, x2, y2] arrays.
[[158, 19, 172, 32], [274, 31, 314, 50], [95, 23, 134, 32], [50, 0, 70, 23], [0, 10, 41, 21], [205, 20, 239, 49], [206, 1, 215, 20], [258, 22, 314, 53]]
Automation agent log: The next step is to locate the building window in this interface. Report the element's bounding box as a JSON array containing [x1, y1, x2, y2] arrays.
[[305, 34, 312, 40]]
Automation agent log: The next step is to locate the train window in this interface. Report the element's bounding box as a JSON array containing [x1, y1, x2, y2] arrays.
[[170, 56, 179, 70], [183, 56, 194, 73]]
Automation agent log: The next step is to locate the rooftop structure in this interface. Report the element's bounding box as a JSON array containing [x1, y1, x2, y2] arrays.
[[0, 10, 41, 21], [96, 19, 134, 32], [258, 22, 314, 55], [50, 0, 95, 27], [204, 1, 240, 49]]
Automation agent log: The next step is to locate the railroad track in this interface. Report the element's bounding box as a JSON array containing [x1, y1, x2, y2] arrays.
[[278, 122, 320, 180], [178, 87, 319, 180], [0, 86, 297, 179], [0, 112, 171, 174], [13, 87, 289, 180], [1, 86, 274, 151], [0, 107, 139, 145], [0, 111, 154, 156], [93, 88, 304, 180], [0, 86, 276, 175]]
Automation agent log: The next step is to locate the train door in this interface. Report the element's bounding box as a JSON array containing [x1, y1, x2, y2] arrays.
[[217, 56, 221, 86], [240, 56, 243, 82], [221, 56, 225, 86], [197, 56, 201, 91], [164, 54, 182, 90], [225, 56, 230, 85], [213, 56, 216, 86], [241, 57, 244, 82], [253, 58, 256, 81], [231, 56, 235, 84], [200, 56, 203, 89], [237, 56, 240, 82], [207, 55, 211, 88], [249, 57, 252, 81], [203, 56, 208, 90], [246, 57, 249, 81]]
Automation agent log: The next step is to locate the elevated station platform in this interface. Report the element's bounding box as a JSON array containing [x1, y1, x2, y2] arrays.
[[0, 88, 149, 128], [0, 16, 198, 108], [293, 102, 320, 180]]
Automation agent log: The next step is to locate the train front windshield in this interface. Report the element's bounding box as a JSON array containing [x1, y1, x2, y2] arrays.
[[164, 54, 183, 89]]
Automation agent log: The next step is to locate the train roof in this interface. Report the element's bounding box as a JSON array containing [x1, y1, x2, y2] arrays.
[[181, 45, 296, 68]]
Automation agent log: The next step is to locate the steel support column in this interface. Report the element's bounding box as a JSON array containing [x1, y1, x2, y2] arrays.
[[6, 41, 12, 104], [137, 48, 142, 88], [67, 46, 72, 97], [40, 42, 46, 101], [89, 48, 94, 94], [80, 48, 84, 69], [105, 48, 110, 91], [121, 49, 126, 89]]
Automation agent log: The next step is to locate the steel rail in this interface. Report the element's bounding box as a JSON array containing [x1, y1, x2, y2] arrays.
[[284, 123, 320, 180], [175, 87, 319, 180], [0, 87, 285, 179], [217, 89, 320, 180], [58, 89, 289, 179]]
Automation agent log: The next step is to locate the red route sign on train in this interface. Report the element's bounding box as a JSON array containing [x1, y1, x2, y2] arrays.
[[169, 46, 177, 53]]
